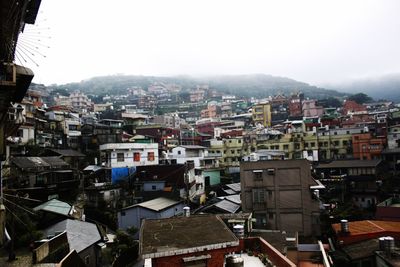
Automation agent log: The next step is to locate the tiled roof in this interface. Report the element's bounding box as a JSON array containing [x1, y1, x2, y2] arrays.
[[332, 220, 400, 245]]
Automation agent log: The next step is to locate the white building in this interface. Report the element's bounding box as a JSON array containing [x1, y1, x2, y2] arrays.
[[99, 143, 159, 168], [169, 145, 208, 168]]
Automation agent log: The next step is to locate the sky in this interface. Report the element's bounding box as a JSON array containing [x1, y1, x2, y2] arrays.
[[19, 0, 400, 86]]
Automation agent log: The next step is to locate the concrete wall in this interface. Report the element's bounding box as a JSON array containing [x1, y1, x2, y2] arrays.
[[241, 159, 320, 237]]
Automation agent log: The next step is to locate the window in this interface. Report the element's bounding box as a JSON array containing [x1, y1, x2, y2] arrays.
[[283, 144, 289, 150], [253, 170, 263, 180], [231, 150, 235, 154], [121, 211, 126, 216], [152, 185, 156, 190], [85, 256, 90, 265], [334, 141, 339, 146], [268, 213, 274, 219], [238, 139, 242, 143], [117, 153, 124, 162], [304, 143, 308, 148], [134, 152, 140, 162], [148, 152, 155, 161], [343, 140, 348, 146], [252, 189, 265, 203], [178, 150, 181, 155]]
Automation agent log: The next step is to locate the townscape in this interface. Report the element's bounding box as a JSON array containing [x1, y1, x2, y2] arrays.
[[2, 1, 400, 267]]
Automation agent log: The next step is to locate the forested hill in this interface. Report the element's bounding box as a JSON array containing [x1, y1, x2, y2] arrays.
[[48, 74, 346, 99]]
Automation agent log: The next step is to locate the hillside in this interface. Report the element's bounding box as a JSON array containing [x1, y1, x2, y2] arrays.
[[325, 73, 400, 102], [48, 74, 346, 99]]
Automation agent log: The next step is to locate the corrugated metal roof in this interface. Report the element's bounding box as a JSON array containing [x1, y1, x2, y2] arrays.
[[218, 194, 241, 205], [123, 197, 181, 212], [43, 219, 101, 253], [225, 183, 241, 193], [11, 156, 69, 169], [214, 200, 240, 214], [33, 199, 72, 216], [46, 149, 85, 157]]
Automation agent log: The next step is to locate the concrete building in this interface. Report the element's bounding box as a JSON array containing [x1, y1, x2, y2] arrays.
[[99, 143, 159, 168], [240, 159, 321, 237], [302, 99, 324, 117], [118, 197, 184, 238], [252, 102, 272, 127], [352, 132, 386, 160]]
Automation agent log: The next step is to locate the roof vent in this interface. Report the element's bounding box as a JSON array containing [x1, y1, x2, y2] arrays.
[[233, 225, 244, 239], [340, 219, 349, 233], [183, 206, 190, 217]]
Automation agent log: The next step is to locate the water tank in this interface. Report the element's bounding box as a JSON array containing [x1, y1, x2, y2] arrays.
[[384, 236, 395, 254], [226, 255, 244, 267], [340, 219, 349, 233], [379, 237, 386, 250], [233, 225, 244, 238], [183, 206, 190, 217]]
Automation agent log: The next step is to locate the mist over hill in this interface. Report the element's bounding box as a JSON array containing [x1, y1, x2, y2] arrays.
[[324, 73, 400, 102], [48, 74, 347, 99]]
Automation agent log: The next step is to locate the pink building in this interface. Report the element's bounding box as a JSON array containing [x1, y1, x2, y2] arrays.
[[302, 100, 324, 117]]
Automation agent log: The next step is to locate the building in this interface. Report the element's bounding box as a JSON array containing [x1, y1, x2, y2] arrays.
[[342, 100, 367, 115], [41, 219, 103, 267], [140, 215, 296, 267], [252, 102, 272, 127], [241, 159, 321, 237], [376, 197, 400, 221], [302, 99, 324, 117], [352, 133, 386, 160], [99, 142, 159, 168], [118, 197, 184, 238], [7, 156, 79, 200], [315, 159, 384, 208], [69, 91, 93, 113]]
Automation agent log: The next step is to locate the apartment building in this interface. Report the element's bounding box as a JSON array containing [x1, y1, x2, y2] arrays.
[[99, 142, 159, 168], [252, 102, 272, 127], [241, 159, 321, 237]]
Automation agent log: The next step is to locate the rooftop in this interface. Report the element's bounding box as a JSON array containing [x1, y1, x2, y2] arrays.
[[11, 156, 69, 169], [122, 197, 181, 212], [316, 159, 382, 169], [332, 220, 400, 245], [33, 199, 72, 217], [45, 148, 85, 157], [140, 215, 238, 258], [43, 219, 101, 253]]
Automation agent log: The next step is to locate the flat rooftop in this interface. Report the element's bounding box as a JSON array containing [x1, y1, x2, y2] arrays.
[[140, 215, 238, 258]]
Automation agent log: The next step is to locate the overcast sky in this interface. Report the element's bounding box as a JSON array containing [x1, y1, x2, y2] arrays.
[[20, 0, 400, 86]]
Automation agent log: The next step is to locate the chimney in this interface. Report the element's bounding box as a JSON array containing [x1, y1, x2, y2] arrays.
[[183, 206, 190, 217], [340, 219, 349, 233]]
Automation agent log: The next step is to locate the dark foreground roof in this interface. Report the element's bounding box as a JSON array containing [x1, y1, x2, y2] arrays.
[[140, 215, 238, 258], [43, 219, 101, 253], [45, 149, 85, 157], [316, 159, 382, 169], [11, 156, 69, 169]]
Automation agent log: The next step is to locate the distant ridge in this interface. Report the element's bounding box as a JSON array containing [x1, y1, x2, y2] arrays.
[[48, 74, 347, 99], [325, 73, 400, 102]]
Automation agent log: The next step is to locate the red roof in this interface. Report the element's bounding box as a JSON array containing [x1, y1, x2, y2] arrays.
[[332, 220, 400, 245]]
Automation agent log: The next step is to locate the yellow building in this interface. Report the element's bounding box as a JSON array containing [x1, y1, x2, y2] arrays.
[[245, 129, 355, 161], [252, 103, 271, 127], [208, 137, 244, 168]]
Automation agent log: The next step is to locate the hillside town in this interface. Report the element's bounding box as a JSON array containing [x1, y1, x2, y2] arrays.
[[1, 77, 400, 267], [2, 1, 400, 267]]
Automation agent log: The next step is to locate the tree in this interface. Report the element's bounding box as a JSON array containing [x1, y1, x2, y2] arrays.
[[347, 93, 373, 104], [319, 97, 342, 108]]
